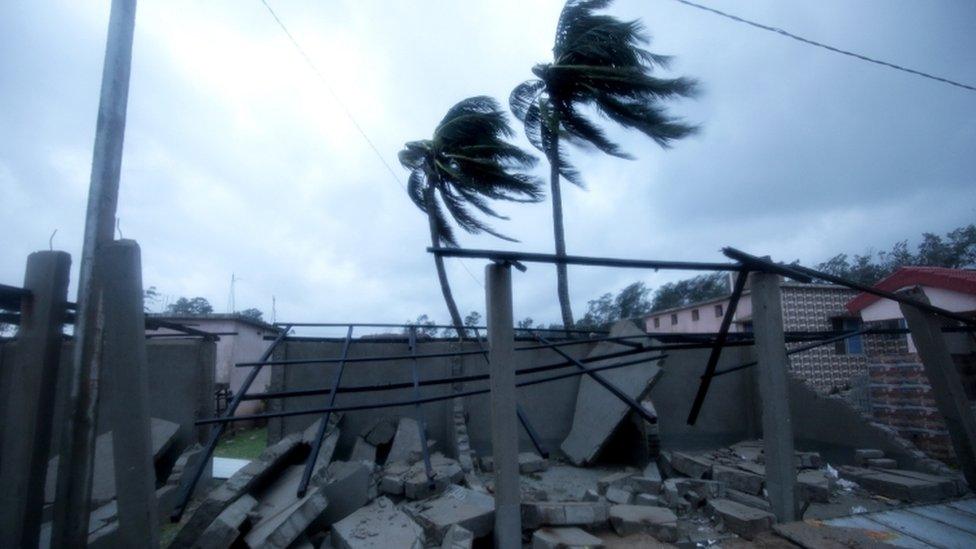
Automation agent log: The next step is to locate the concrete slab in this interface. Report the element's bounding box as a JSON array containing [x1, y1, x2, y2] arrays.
[[608, 505, 678, 541], [349, 437, 377, 465], [363, 417, 397, 447], [403, 484, 495, 543], [532, 526, 605, 548], [403, 454, 464, 500], [331, 497, 424, 549], [713, 464, 763, 495], [837, 466, 945, 503], [519, 452, 549, 473], [245, 465, 331, 548], [522, 501, 610, 529], [386, 417, 425, 464], [313, 460, 372, 528], [606, 487, 633, 505], [560, 321, 663, 466], [195, 494, 257, 549], [669, 452, 713, 479], [441, 524, 473, 549], [706, 498, 775, 540], [796, 470, 832, 503]]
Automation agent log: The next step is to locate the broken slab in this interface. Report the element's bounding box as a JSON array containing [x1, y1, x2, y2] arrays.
[[519, 452, 549, 474], [837, 466, 945, 502], [670, 452, 714, 479], [156, 443, 213, 518], [605, 486, 633, 505], [560, 321, 664, 466], [363, 417, 397, 447], [332, 497, 424, 549], [522, 501, 610, 530], [865, 458, 898, 469], [440, 524, 473, 549], [854, 449, 885, 465], [796, 470, 833, 503], [403, 484, 495, 544], [313, 460, 372, 528], [349, 437, 377, 465], [878, 468, 965, 498], [244, 465, 331, 548], [724, 489, 771, 512], [706, 498, 775, 540], [608, 505, 678, 541], [169, 432, 305, 548], [386, 417, 427, 464], [532, 526, 605, 549], [597, 471, 635, 494], [712, 464, 763, 495], [634, 493, 661, 507], [195, 494, 257, 549], [403, 454, 464, 500]]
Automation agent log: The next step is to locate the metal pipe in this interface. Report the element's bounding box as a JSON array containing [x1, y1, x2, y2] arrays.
[[686, 270, 749, 425], [274, 321, 608, 335], [532, 332, 658, 424], [708, 328, 873, 378], [170, 326, 292, 522], [429, 247, 744, 272], [196, 353, 669, 426], [297, 325, 353, 498], [236, 348, 487, 368]]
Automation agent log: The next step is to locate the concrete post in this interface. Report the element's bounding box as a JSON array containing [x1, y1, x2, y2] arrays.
[[749, 272, 797, 522], [898, 288, 976, 488], [101, 240, 160, 546], [485, 263, 521, 547], [0, 251, 71, 547]]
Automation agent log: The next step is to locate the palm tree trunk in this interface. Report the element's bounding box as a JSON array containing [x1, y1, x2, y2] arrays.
[[425, 187, 467, 337], [547, 130, 575, 328]]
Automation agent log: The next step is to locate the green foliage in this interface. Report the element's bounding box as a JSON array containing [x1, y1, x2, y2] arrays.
[[816, 224, 976, 285], [463, 311, 482, 327], [238, 308, 264, 321], [510, 0, 698, 187], [403, 314, 440, 338], [166, 297, 214, 315], [650, 273, 729, 312], [399, 96, 544, 247], [578, 281, 653, 329]]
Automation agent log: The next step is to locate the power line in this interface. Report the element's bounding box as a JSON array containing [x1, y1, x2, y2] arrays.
[[258, 0, 485, 289], [669, 0, 976, 93], [258, 0, 406, 190]]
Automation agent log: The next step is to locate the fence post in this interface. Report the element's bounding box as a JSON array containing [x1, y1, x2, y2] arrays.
[[101, 239, 160, 546], [486, 262, 521, 547], [749, 271, 797, 522], [898, 287, 976, 488], [0, 251, 71, 547]]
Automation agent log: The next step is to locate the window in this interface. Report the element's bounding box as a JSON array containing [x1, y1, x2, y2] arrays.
[[670, 314, 678, 325], [714, 304, 724, 317], [692, 309, 700, 321], [831, 317, 864, 355], [653, 317, 660, 328]]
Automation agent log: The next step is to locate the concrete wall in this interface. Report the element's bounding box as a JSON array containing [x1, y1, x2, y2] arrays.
[[0, 338, 215, 452]]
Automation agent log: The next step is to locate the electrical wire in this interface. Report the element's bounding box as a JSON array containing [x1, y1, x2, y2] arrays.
[[668, 0, 975, 93]]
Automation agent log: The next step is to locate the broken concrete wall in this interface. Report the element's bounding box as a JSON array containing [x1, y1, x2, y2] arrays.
[[267, 339, 595, 455], [0, 338, 215, 451]]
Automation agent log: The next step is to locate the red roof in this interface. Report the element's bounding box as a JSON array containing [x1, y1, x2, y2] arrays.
[[846, 266, 976, 314]]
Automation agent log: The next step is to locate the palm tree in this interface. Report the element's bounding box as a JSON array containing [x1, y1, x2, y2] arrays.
[[399, 96, 543, 335], [511, 0, 699, 327]]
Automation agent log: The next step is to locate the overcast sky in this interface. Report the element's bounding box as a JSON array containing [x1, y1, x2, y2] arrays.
[[2, 0, 974, 334]]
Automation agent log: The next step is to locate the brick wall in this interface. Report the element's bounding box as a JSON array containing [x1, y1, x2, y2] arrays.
[[868, 354, 956, 464]]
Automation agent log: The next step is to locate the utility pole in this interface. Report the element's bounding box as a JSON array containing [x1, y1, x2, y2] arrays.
[[51, 0, 138, 545]]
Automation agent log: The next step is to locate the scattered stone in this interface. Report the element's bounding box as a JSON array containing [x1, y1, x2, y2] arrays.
[[735, 461, 766, 477], [363, 417, 397, 446], [519, 452, 549, 473], [597, 471, 634, 494], [634, 493, 661, 507], [379, 462, 410, 496], [403, 454, 464, 500], [605, 486, 633, 505], [522, 501, 610, 529], [441, 524, 474, 549], [796, 470, 832, 503], [532, 527, 605, 549], [332, 497, 424, 549], [349, 437, 377, 464], [854, 449, 885, 465], [866, 458, 898, 469], [169, 432, 305, 548], [195, 494, 257, 549], [796, 452, 822, 469], [712, 464, 763, 495], [608, 505, 678, 541], [724, 489, 770, 512], [403, 485, 494, 543], [670, 452, 713, 479], [626, 476, 661, 494], [560, 321, 663, 465], [706, 498, 775, 540]]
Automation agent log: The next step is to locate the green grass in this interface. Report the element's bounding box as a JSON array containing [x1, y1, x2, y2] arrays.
[[214, 426, 268, 460]]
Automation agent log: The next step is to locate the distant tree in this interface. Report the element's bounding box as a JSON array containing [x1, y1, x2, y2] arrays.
[[403, 314, 440, 338], [516, 317, 535, 336], [463, 311, 482, 327], [143, 285, 160, 313], [399, 96, 542, 338], [166, 297, 214, 315], [650, 273, 729, 312], [578, 281, 653, 329], [511, 0, 698, 327], [238, 308, 264, 321]]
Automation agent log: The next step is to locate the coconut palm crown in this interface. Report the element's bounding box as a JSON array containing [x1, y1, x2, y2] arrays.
[[399, 95, 543, 331], [510, 0, 699, 327]]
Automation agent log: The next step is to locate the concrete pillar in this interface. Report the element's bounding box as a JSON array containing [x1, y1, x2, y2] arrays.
[[102, 240, 160, 547], [485, 263, 521, 547], [0, 251, 71, 547], [749, 272, 797, 522], [898, 288, 976, 488]]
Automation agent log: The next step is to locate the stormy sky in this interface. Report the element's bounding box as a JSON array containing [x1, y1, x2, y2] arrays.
[[2, 0, 974, 334]]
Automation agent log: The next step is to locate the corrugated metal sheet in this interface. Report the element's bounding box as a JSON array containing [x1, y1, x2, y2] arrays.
[[825, 498, 976, 549]]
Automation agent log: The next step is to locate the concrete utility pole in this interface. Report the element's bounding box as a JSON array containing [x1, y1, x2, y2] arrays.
[[749, 272, 797, 522], [51, 0, 138, 546], [898, 288, 976, 488], [0, 251, 71, 547], [485, 263, 521, 548]]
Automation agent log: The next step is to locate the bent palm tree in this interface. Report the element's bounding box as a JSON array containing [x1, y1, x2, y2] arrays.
[[511, 0, 699, 327], [399, 96, 543, 335]]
